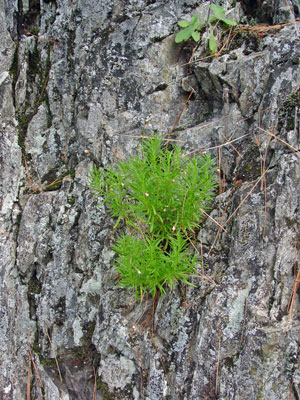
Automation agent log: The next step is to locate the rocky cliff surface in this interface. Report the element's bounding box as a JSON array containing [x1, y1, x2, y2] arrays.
[[1, 0, 300, 399]]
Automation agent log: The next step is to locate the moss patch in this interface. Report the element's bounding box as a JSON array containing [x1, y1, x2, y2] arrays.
[[229, 31, 261, 54], [17, 111, 35, 151], [32, 329, 58, 369], [41, 167, 75, 191], [96, 378, 124, 400], [27, 269, 42, 319], [278, 89, 300, 132]]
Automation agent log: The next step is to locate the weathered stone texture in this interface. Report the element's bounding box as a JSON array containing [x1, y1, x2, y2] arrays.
[[1, 0, 300, 399]]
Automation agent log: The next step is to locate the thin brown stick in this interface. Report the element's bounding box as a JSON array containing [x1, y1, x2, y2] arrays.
[[217, 146, 223, 199], [59, 103, 69, 163], [262, 134, 271, 240], [44, 328, 63, 383], [253, 119, 270, 241], [225, 26, 240, 53], [168, 89, 195, 134], [129, 332, 148, 377], [289, 380, 295, 400], [24, 29, 62, 45], [140, 297, 154, 332], [188, 236, 200, 255], [150, 330, 168, 378], [199, 229, 205, 278], [148, 295, 169, 380], [129, 331, 147, 392], [294, 106, 298, 137], [202, 210, 227, 232], [285, 239, 300, 332], [27, 361, 31, 400], [23, 155, 38, 192], [181, 191, 188, 229], [216, 144, 225, 239], [29, 156, 43, 190], [180, 53, 215, 67], [151, 293, 158, 334], [236, 21, 300, 36], [213, 140, 228, 255], [259, 127, 300, 158], [252, 112, 263, 190], [215, 330, 222, 396], [44, 175, 65, 189], [92, 366, 97, 400], [225, 169, 269, 226], [208, 193, 232, 257], [216, 26, 234, 56], [108, 132, 184, 143], [262, 134, 271, 173], [262, 173, 267, 241], [27, 337, 44, 389], [184, 133, 251, 157], [36, 68, 51, 106], [220, 131, 242, 157]]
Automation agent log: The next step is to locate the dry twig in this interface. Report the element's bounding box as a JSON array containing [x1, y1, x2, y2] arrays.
[[225, 169, 269, 226], [215, 330, 222, 396], [285, 239, 300, 332], [168, 89, 195, 134], [25, 29, 62, 45], [259, 127, 300, 158], [27, 336, 44, 390], [27, 361, 31, 400], [44, 328, 63, 383], [92, 366, 97, 400]]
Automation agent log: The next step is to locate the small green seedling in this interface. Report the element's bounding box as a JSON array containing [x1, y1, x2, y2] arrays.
[[175, 14, 205, 43], [175, 4, 236, 53], [209, 5, 237, 27], [89, 136, 217, 301]]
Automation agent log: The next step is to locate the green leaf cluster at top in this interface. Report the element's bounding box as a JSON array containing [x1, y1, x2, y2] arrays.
[[175, 4, 236, 53], [89, 136, 217, 301]]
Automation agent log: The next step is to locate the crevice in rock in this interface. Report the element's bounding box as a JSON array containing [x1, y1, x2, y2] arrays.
[[229, 30, 262, 54], [15, 41, 53, 168], [43, 0, 57, 5], [23, 0, 41, 33], [16, 0, 24, 38], [27, 265, 42, 320], [146, 82, 169, 95], [9, 44, 19, 108], [240, 0, 273, 24], [40, 167, 75, 192]]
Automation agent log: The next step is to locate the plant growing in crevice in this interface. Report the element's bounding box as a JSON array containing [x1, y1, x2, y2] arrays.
[[175, 4, 237, 53], [89, 136, 217, 300]]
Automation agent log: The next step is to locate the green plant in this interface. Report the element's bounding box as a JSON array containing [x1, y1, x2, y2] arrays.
[[89, 136, 217, 300], [175, 14, 205, 43], [175, 4, 236, 53]]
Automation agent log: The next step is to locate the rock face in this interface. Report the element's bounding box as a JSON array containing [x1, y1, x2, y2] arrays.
[[1, 0, 300, 399]]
